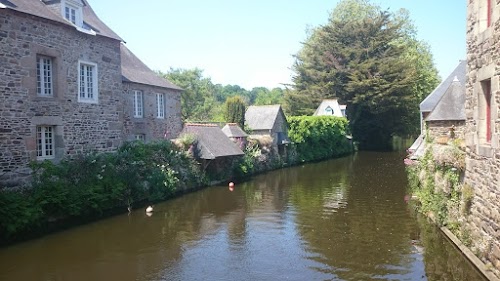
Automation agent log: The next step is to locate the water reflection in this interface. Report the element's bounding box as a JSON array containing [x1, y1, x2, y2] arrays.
[[0, 152, 487, 281]]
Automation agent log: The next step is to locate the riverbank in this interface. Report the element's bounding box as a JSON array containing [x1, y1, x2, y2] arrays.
[[406, 139, 500, 280], [0, 116, 353, 246]]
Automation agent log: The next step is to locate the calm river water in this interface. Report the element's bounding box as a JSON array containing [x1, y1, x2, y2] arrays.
[[0, 152, 487, 281]]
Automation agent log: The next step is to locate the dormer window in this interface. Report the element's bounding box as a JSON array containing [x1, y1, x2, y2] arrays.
[[325, 106, 334, 115], [65, 5, 77, 24], [61, 0, 83, 28]]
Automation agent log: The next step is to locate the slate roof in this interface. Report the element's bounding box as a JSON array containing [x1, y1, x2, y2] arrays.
[[420, 60, 466, 113], [426, 76, 465, 121], [182, 124, 244, 160], [245, 104, 283, 131], [221, 123, 248, 138], [313, 99, 345, 117], [120, 44, 182, 90], [1, 0, 122, 41]]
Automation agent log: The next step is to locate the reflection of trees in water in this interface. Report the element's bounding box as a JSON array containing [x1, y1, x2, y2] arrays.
[[0, 152, 487, 281], [417, 215, 488, 281], [290, 152, 424, 280]]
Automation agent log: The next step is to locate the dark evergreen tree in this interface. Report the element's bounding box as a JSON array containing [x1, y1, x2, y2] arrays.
[[224, 96, 246, 128], [286, 0, 439, 149]]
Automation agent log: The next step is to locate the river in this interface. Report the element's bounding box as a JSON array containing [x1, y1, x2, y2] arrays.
[[0, 152, 486, 281]]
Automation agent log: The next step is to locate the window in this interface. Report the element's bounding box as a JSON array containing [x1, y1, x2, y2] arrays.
[[135, 134, 145, 142], [157, 93, 165, 118], [325, 106, 333, 115], [37, 56, 53, 96], [37, 126, 55, 160], [133, 90, 143, 118], [65, 5, 76, 24], [78, 61, 98, 103], [61, 0, 83, 27], [480, 79, 493, 143]]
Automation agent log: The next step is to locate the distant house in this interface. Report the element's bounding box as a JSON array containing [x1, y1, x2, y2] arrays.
[[221, 123, 247, 148], [245, 105, 290, 156], [0, 0, 182, 187], [313, 99, 346, 118], [409, 60, 465, 158], [419, 60, 466, 139], [182, 124, 244, 176]]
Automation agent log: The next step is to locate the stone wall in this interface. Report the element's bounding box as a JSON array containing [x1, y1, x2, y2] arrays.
[[465, 0, 500, 277], [0, 9, 182, 188], [122, 83, 182, 141], [427, 120, 466, 140], [0, 10, 124, 187]]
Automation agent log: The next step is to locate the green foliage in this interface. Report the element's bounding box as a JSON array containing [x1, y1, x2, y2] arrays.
[[406, 145, 470, 229], [0, 141, 203, 241], [160, 68, 220, 121], [234, 142, 260, 177], [253, 87, 285, 105], [288, 116, 352, 162], [224, 96, 246, 128], [286, 0, 439, 149], [0, 189, 43, 238]]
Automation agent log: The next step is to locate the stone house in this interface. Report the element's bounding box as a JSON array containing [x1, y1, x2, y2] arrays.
[[245, 104, 291, 156], [120, 44, 182, 142], [465, 0, 500, 277], [313, 99, 347, 118], [181, 124, 244, 177], [420, 60, 466, 140], [0, 0, 182, 187], [221, 123, 247, 149]]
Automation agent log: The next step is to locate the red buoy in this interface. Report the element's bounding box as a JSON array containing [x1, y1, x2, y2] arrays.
[[229, 182, 235, 191]]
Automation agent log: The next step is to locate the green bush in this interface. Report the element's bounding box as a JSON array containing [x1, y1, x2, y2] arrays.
[[288, 116, 352, 162], [0, 140, 203, 242]]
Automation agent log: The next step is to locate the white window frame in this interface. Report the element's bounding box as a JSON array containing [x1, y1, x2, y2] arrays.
[[156, 93, 165, 119], [37, 56, 53, 97], [36, 126, 55, 160], [78, 60, 98, 103], [61, 0, 83, 28], [133, 90, 144, 118]]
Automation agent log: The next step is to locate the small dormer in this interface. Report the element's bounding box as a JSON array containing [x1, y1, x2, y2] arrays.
[[325, 106, 334, 115], [61, 0, 83, 28]]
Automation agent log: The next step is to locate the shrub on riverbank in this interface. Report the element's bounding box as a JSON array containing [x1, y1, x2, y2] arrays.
[[0, 140, 203, 243], [288, 116, 352, 162], [405, 141, 472, 243]]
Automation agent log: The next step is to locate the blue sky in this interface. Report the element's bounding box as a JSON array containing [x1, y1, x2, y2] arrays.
[[91, 0, 466, 90]]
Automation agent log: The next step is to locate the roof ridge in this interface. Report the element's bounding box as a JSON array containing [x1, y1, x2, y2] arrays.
[[185, 123, 218, 127]]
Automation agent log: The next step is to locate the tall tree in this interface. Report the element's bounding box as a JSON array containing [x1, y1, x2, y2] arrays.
[[286, 0, 439, 149], [224, 96, 246, 128]]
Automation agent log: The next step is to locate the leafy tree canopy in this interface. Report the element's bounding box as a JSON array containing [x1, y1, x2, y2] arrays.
[[160, 68, 286, 122], [286, 0, 439, 150]]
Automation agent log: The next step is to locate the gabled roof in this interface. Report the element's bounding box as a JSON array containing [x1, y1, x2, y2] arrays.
[[245, 104, 284, 131], [120, 44, 182, 90], [426, 76, 465, 121], [420, 60, 466, 113], [182, 124, 244, 160], [313, 99, 345, 117], [1, 0, 122, 41], [221, 123, 248, 138]]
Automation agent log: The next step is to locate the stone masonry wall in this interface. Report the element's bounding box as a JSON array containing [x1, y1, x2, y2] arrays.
[[123, 83, 182, 141], [465, 0, 500, 277], [0, 10, 123, 187], [427, 120, 466, 140]]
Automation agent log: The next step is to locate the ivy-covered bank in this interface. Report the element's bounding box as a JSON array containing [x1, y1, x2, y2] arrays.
[[0, 116, 353, 245], [0, 141, 204, 244], [405, 140, 476, 254]]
